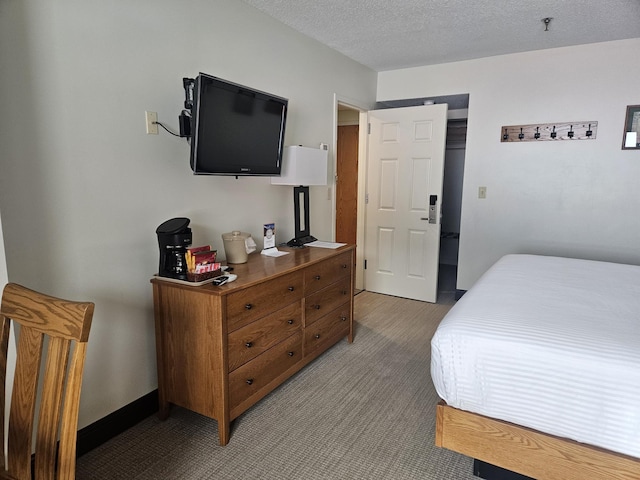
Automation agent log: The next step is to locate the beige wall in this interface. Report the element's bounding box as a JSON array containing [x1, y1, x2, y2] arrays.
[[0, 0, 376, 426], [378, 38, 640, 289]]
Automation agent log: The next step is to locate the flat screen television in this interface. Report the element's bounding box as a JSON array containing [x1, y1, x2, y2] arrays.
[[185, 73, 288, 176]]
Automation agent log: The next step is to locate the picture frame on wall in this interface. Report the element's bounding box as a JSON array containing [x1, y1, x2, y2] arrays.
[[622, 104, 640, 150]]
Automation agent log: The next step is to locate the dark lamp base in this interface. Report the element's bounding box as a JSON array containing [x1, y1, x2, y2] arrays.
[[286, 235, 317, 247]]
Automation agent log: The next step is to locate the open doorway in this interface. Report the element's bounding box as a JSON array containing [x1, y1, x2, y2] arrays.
[[335, 106, 360, 245], [332, 96, 370, 291], [438, 115, 467, 301]]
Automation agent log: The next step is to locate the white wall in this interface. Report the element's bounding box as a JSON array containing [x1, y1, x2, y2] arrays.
[[378, 38, 640, 289], [0, 0, 376, 427]]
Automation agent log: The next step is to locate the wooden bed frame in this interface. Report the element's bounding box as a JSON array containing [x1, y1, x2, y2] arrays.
[[435, 402, 640, 480]]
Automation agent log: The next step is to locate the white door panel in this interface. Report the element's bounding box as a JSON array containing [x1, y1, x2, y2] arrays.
[[365, 104, 448, 303]]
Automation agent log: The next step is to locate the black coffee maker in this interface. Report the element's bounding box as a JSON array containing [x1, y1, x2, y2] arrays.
[[156, 217, 192, 280]]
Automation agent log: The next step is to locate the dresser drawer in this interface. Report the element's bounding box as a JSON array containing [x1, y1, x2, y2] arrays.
[[304, 305, 350, 355], [229, 331, 303, 411], [304, 251, 352, 295], [305, 276, 351, 326], [227, 271, 303, 332], [228, 302, 301, 372]]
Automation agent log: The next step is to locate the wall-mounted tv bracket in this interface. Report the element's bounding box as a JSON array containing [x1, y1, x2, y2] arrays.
[[179, 77, 195, 138], [183, 78, 194, 109], [500, 121, 597, 142]]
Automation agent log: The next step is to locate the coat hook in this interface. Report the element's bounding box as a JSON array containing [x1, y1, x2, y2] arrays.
[[551, 126, 557, 139], [503, 128, 509, 141], [542, 17, 553, 31], [518, 128, 525, 140], [586, 124, 593, 137], [534, 127, 540, 140], [568, 125, 574, 138]]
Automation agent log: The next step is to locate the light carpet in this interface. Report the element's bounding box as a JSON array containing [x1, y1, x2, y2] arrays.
[[76, 291, 478, 479]]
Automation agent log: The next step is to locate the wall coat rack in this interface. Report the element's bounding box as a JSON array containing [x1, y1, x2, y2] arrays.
[[500, 121, 598, 142]]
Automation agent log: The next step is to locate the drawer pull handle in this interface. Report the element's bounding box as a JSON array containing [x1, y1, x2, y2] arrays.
[[245, 304, 253, 310], [246, 379, 254, 385], [287, 319, 294, 325], [313, 304, 321, 310], [341, 290, 348, 295], [314, 334, 321, 339], [341, 316, 347, 321], [314, 275, 321, 280], [288, 286, 295, 291], [287, 351, 295, 357], [245, 342, 253, 348], [342, 264, 348, 269]]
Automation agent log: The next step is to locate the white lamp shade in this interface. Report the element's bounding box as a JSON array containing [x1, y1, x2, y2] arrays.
[[271, 146, 328, 186]]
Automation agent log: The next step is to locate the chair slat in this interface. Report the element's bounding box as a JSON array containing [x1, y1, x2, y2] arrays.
[[57, 342, 88, 480], [8, 327, 43, 479], [0, 317, 11, 465], [35, 337, 70, 480]]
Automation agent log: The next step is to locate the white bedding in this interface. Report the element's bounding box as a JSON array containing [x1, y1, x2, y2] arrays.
[[431, 254, 640, 458]]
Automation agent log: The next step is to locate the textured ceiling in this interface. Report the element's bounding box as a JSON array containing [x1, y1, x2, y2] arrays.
[[241, 0, 640, 71]]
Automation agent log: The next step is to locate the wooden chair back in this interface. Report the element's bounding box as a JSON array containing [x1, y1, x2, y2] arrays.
[[0, 283, 94, 480]]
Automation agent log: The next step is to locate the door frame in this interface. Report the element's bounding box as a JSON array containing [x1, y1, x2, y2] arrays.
[[332, 94, 372, 291]]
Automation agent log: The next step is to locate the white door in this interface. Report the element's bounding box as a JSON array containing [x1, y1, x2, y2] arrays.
[[364, 104, 448, 303]]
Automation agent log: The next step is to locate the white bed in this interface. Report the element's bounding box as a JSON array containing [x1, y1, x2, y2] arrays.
[[431, 254, 640, 477]]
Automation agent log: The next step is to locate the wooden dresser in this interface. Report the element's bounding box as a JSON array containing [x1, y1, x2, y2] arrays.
[[151, 245, 355, 445]]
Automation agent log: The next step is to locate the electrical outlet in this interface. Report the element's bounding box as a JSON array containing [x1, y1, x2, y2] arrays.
[[478, 186, 487, 199], [145, 111, 158, 135]]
